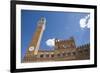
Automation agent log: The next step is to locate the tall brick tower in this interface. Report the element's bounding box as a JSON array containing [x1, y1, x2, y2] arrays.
[[23, 17, 46, 62]]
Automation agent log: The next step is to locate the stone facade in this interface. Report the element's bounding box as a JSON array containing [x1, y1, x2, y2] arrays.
[[22, 37, 90, 63], [26, 17, 46, 56]]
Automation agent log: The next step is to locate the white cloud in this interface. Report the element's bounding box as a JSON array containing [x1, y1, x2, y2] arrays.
[[46, 38, 55, 47], [79, 14, 90, 29], [80, 18, 87, 28]]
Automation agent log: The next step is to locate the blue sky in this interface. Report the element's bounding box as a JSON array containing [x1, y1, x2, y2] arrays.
[[21, 10, 90, 59]]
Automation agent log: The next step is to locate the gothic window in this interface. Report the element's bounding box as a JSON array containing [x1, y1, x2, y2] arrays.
[[51, 54, 54, 58], [40, 54, 44, 58], [62, 53, 66, 56], [72, 52, 76, 55], [57, 53, 61, 57]]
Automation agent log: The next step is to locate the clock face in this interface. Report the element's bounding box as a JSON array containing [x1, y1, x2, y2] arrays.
[[29, 46, 34, 52]]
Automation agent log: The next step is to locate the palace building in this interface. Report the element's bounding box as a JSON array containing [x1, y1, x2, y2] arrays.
[[22, 17, 90, 63]]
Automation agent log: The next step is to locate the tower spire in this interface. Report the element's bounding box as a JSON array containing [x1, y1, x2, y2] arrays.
[[25, 17, 46, 59]]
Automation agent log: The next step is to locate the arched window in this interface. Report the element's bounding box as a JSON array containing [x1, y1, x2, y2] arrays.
[[62, 53, 66, 56], [40, 54, 44, 58], [51, 54, 54, 58], [57, 53, 61, 57], [72, 52, 76, 55]]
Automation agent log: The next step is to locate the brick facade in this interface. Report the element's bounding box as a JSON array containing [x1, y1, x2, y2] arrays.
[[22, 37, 90, 63]]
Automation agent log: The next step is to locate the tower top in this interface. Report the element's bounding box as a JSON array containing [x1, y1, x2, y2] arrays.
[[38, 17, 46, 25]]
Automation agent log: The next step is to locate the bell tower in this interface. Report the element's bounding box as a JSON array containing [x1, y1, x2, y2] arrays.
[[29, 17, 46, 55], [23, 17, 46, 62]]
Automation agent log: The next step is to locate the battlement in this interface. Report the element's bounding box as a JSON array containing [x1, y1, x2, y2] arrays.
[[55, 37, 74, 43], [77, 43, 90, 49], [55, 37, 76, 50]]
